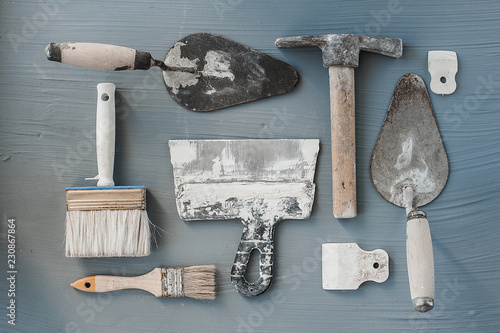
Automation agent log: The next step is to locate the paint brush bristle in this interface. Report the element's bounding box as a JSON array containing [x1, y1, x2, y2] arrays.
[[65, 186, 151, 257], [182, 265, 216, 300]]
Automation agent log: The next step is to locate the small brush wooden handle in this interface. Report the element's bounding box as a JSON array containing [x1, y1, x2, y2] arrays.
[[75, 269, 162, 296], [329, 66, 357, 218], [45, 43, 154, 71], [95, 83, 115, 187], [231, 220, 276, 297], [406, 211, 434, 312]]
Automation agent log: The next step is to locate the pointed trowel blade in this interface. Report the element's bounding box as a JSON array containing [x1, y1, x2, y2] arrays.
[[370, 74, 449, 208], [163, 33, 298, 112]]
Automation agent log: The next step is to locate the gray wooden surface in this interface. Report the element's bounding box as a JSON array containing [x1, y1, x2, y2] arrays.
[[1, 0, 499, 332]]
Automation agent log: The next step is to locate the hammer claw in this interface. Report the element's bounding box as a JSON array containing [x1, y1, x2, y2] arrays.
[[275, 35, 329, 49], [358, 36, 403, 60]]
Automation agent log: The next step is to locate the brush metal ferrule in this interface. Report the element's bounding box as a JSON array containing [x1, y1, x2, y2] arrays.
[[161, 267, 184, 297], [66, 186, 146, 211]]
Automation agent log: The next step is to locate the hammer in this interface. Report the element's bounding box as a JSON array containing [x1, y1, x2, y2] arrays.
[[275, 34, 403, 218]]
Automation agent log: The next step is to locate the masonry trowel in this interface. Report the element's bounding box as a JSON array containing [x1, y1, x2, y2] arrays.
[[45, 33, 298, 111], [370, 74, 449, 312]]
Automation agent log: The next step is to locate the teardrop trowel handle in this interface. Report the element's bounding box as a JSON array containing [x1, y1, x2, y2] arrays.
[[406, 210, 435, 312], [95, 83, 115, 187], [329, 66, 356, 218], [231, 220, 276, 297], [45, 43, 155, 71]]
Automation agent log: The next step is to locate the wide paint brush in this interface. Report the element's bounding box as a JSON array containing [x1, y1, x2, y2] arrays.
[[65, 83, 151, 257]]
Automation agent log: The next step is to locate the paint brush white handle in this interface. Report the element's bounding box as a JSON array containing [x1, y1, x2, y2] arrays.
[[92, 83, 115, 187], [406, 211, 434, 312]]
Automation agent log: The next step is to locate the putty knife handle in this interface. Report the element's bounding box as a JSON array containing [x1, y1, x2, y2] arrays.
[[45, 43, 154, 71], [329, 66, 356, 218], [406, 210, 434, 312], [231, 222, 276, 297], [95, 83, 115, 187]]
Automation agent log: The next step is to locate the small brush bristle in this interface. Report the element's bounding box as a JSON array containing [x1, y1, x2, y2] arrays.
[[183, 265, 216, 300]]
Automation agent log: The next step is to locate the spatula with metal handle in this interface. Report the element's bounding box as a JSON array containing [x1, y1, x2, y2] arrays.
[[45, 33, 298, 111], [370, 74, 449, 312], [169, 139, 319, 297]]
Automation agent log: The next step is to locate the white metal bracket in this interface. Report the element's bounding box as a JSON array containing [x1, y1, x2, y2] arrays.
[[428, 50, 458, 95]]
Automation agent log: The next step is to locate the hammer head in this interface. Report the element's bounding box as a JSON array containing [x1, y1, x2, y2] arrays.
[[275, 34, 402, 67]]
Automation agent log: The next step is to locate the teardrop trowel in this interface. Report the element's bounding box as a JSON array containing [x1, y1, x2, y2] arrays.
[[45, 33, 298, 111], [370, 74, 449, 312]]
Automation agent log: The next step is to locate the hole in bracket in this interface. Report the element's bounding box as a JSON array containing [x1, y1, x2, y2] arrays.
[[84, 282, 92, 288], [373, 262, 380, 269], [245, 249, 261, 283], [440, 76, 447, 84], [101, 93, 110, 101]]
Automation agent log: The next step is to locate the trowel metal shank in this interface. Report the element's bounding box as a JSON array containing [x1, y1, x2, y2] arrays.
[[169, 139, 319, 296]]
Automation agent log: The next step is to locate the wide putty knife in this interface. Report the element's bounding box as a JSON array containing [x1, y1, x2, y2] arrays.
[[45, 33, 298, 111], [169, 139, 319, 297], [370, 74, 449, 312]]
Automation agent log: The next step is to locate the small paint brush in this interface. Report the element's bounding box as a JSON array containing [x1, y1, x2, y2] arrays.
[[65, 83, 151, 257], [71, 265, 216, 300]]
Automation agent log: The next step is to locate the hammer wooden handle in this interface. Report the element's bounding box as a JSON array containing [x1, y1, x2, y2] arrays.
[[329, 66, 356, 218]]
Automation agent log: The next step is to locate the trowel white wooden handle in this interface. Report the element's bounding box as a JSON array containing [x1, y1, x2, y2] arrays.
[[95, 83, 115, 187], [45, 43, 154, 71], [329, 66, 356, 218], [406, 212, 434, 312]]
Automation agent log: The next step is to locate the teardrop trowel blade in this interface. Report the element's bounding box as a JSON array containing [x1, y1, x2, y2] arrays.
[[163, 33, 298, 112], [370, 74, 449, 208]]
